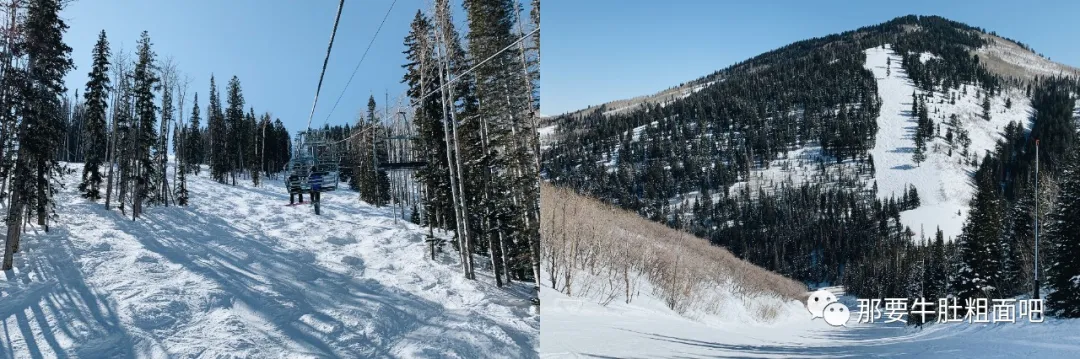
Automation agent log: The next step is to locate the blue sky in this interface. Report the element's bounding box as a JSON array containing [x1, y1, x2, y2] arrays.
[[61, 0, 473, 133], [542, 0, 1080, 116]]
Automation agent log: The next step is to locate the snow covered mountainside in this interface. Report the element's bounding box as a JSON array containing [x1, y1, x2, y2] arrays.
[[861, 44, 1029, 241], [0, 164, 539, 358]]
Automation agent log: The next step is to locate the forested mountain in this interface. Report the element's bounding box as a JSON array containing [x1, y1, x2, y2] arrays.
[[542, 15, 1080, 316]]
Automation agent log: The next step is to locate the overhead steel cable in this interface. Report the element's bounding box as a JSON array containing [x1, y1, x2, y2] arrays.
[[329, 26, 540, 146], [322, 0, 399, 126], [305, 0, 347, 131]]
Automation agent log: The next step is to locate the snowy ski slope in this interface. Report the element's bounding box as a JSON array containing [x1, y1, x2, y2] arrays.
[[0, 164, 539, 358], [865, 44, 1030, 241], [541, 284, 1080, 358]]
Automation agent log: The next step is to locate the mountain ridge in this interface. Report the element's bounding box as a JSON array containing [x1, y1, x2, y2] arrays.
[[546, 15, 1078, 122]]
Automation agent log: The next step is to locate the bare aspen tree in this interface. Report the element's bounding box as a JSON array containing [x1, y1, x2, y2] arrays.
[[433, 0, 474, 280], [105, 46, 129, 211]]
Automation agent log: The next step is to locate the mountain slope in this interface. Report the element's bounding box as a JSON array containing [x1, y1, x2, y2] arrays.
[[0, 164, 539, 358], [541, 14, 1080, 294]]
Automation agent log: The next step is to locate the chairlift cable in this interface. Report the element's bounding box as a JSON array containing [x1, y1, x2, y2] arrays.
[[322, 0, 399, 127], [328, 26, 539, 146], [305, 0, 346, 131]]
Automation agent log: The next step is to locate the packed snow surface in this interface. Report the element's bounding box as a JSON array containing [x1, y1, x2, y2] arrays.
[[541, 285, 1080, 358], [0, 164, 538, 358]]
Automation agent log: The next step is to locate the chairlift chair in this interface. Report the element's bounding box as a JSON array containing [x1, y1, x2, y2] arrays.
[[378, 112, 428, 171], [285, 130, 343, 214]]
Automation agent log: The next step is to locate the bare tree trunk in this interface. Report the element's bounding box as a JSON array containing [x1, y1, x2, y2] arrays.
[[36, 159, 46, 227], [433, 10, 473, 280], [499, 218, 513, 283], [3, 133, 29, 269], [3, 188, 23, 270]]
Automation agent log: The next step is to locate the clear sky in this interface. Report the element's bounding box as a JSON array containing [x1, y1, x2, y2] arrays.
[[61, 0, 472, 133], [541, 0, 1080, 116]]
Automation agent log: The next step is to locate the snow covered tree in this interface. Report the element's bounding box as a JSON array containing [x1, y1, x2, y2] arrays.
[[952, 156, 1005, 300], [1001, 189, 1035, 297], [1046, 153, 1080, 317], [982, 94, 991, 121], [79, 30, 110, 201], [923, 227, 948, 299]]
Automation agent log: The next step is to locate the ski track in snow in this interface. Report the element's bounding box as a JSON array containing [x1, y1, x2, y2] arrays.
[[865, 44, 1029, 241], [0, 164, 538, 358], [541, 284, 1080, 358]]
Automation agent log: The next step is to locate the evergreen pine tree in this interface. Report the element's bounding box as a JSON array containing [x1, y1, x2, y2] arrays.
[[131, 31, 160, 217], [908, 185, 920, 208], [79, 30, 111, 201], [225, 76, 244, 185], [912, 133, 926, 166], [923, 227, 948, 299], [208, 75, 228, 183], [186, 93, 202, 175], [246, 107, 259, 186], [952, 156, 1005, 300], [1046, 153, 1080, 317], [1003, 191, 1035, 297], [3, 0, 75, 269], [911, 90, 918, 118]]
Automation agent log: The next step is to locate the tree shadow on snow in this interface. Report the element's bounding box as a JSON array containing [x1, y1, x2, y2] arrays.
[[104, 206, 535, 358], [614, 326, 934, 358], [0, 226, 136, 359]]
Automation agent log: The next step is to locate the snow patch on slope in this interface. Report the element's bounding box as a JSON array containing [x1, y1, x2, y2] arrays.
[[866, 44, 1031, 241]]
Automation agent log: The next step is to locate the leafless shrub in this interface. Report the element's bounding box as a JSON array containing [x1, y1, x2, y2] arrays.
[[541, 183, 806, 318]]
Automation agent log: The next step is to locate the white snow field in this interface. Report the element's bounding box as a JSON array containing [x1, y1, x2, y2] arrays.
[[0, 164, 538, 358], [541, 284, 1080, 358], [865, 44, 1031, 241]]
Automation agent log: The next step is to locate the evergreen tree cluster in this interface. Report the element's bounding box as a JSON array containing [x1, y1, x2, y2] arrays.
[[3, 0, 75, 269], [0, 0, 294, 269], [390, 0, 541, 287], [194, 74, 292, 187]]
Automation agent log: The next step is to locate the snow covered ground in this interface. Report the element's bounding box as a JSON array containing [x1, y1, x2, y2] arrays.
[[865, 44, 1030, 241], [0, 164, 538, 358], [541, 283, 1080, 358]]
